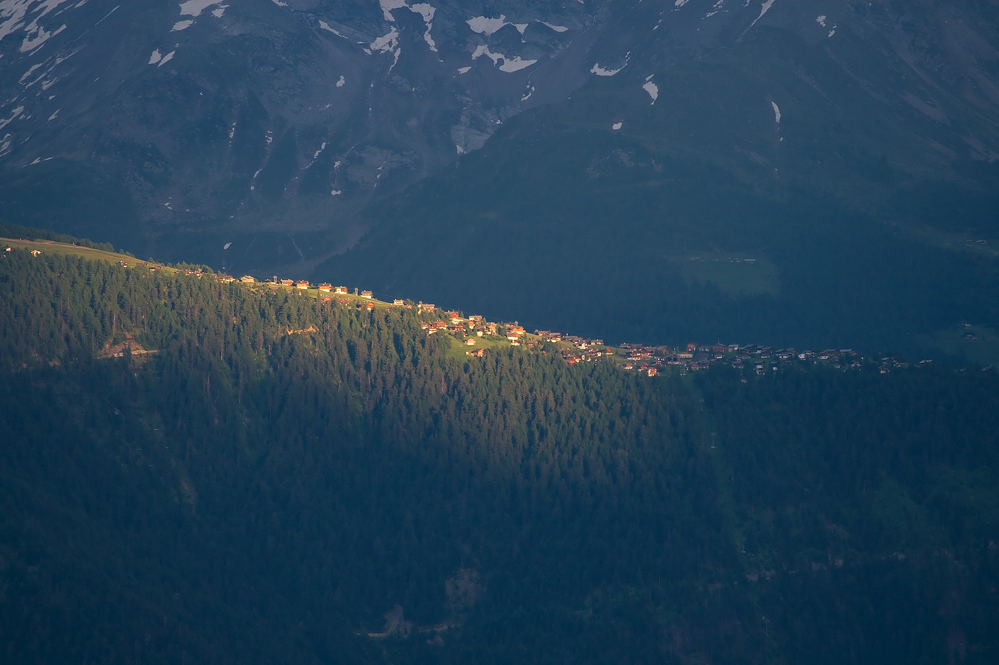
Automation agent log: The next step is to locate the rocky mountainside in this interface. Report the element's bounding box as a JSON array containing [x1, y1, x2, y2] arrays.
[[2, 1, 995, 268]]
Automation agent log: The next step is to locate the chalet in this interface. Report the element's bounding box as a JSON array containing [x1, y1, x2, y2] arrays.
[[687, 343, 697, 352], [361, 291, 373, 299], [506, 325, 525, 337], [466, 348, 486, 358], [712, 343, 727, 356], [240, 275, 255, 284], [393, 299, 405, 306], [334, 286, 348, 294], [679, 352, 694, 360], [464, 339, 476, 346], [281, 279, 295, 287], [469, 315, 483, 323], [419, 302, 436, 312], [318, 283, 332, 292], [319, 295, 331, 303], [32, 250, 41, 257], [647, 368, 658, 377], [364, 302, 374, 310], [296, 280, 310, 290], [5, 247, 11, 252], [218, 275, 236, 284]]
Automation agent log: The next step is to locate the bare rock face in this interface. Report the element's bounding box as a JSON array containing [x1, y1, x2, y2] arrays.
[[1, 1, 997, 275]]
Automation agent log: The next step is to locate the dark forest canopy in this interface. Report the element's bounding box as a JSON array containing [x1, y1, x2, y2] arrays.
[[1, 245, 998, 664]]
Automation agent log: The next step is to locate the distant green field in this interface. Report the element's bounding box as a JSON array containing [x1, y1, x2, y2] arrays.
[[896, 225, 999, 259], [918, 325, 999, 366], [669, 251, 780, 297], [1, 238, 178, 273]]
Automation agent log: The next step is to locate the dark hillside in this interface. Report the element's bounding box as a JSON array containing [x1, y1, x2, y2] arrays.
[[1, 248, 997, 663]]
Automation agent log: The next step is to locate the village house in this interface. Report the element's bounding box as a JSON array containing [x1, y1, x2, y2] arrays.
[[466, 348, 486, 358], [393, 299, 405, 306], [361, 291, 373, 299], [418, 302, 436, 312], [465, 339, 476, 346], [296, 280, 310, 290], [240, 275, 255, 284], [218, 275, 236, 284], [318, 283, 332, 292], [32, 250, 42, 257], [334, 286, 347, 294]]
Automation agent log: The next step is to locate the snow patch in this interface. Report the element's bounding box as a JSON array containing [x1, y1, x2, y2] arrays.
[[828, 28, 835, 38], [643, 81, 659, 104], [330, 190, 342, 196], [471, 44, 536, 73], [771, 101, 781, 124], [457, 66, 471, 74], [704, 0, 725, 19], [749, 0, 777, 29], [674, 0, 691, 7], [172, 20, 193, 31], [0, 106, 25, 133], [468, 15, 526, 36], [19, 61, 44, 84], [211, 5, 227, 18], [0, 0, 74, 46], [409, 3, 437, 51], [591, 60, 627, 77], [158, 50, 175, 67], [815, 15, 826, 27], [379, 0, 407, 21], [539, 21, 568, 33], [21, 21, 65, 52], [318, 20, 347, 39], [148, 49, 162, 65], [336, 75, 345, 87], [612, 122, 622, 130], [179, 0, 225, 17], [47, 109, 58, 120]]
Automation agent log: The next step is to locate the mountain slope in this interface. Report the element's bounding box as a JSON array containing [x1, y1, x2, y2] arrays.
[[2, 242, 999, 663], [2, 1, 997, 274], [315, 11, 999, 357]]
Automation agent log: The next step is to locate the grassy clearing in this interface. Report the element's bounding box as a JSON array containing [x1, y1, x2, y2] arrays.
[[894, 225, 999, 259], [1, 238, 179, 274], [668, 251, 780, 297], [918, 325, 999, 366]]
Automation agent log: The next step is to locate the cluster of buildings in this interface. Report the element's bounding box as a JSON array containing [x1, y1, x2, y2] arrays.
[[211, 272, 920, 376], [615, 342, 864, 375]]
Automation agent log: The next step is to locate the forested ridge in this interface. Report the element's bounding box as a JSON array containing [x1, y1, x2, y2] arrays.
[[1, 247, 998, 664]]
